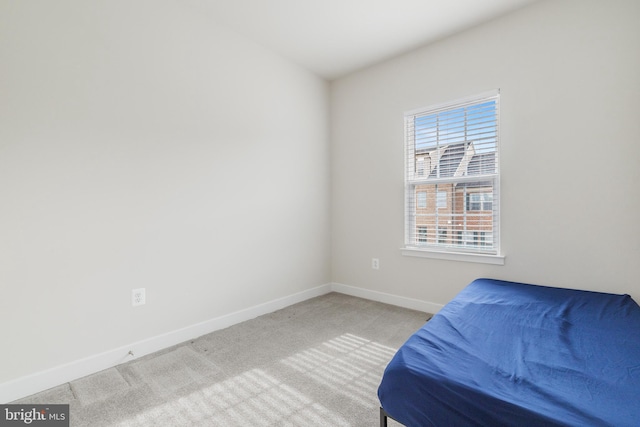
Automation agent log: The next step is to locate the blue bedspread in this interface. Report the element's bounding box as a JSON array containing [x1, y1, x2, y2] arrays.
[[378, 278, 640, 426]]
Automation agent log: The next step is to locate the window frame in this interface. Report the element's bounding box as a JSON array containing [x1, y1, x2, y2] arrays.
[[401, 90, 504, 265]]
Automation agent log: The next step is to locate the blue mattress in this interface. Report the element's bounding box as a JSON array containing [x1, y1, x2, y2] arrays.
[[378, 278, 640, 426]]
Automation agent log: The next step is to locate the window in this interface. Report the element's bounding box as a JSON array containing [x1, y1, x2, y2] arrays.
[[417, 226, 428, 243], [438, 227, 447, 244], [467, 192, 493, 211], [473, 231, 486, 247], [416, 191, 427, 208], [404, 91, 500, 258]]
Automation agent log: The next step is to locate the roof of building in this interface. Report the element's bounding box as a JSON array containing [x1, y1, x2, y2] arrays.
[[416, 142, 495, 180]]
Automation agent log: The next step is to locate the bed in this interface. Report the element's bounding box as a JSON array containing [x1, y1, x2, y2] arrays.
[[377, 278, 640, 427]]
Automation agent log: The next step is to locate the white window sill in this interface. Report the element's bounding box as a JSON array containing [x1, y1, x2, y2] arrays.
[[401, 247, 505, 265]]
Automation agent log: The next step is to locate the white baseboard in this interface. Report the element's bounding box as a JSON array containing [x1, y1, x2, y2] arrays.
[[331, 282, 444, 314], [0, 283, 332, 403], [1, 282, 440, 403]]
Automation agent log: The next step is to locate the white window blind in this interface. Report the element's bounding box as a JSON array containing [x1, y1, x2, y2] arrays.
[[404, 91, 500, 256]]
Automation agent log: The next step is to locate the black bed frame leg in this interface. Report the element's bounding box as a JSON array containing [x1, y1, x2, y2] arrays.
[[380, 407, 388, 427]]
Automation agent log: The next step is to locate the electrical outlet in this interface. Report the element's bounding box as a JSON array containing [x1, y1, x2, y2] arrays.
[[132, 288, 146, 306], [372, 258, 380, 270]]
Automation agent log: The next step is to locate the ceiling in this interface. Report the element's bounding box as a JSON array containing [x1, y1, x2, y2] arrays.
[[187, 0, 539, 80]]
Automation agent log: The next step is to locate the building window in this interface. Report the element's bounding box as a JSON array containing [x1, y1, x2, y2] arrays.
[[417, 226, 428, 243], [467, 192, 493, 211], [416, 191, 427, 208], [438, 227, 447, 244], [456, 230, 463, 246], [404, 90, 500, 255]]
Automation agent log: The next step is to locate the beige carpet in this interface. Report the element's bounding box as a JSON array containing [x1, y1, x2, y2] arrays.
[[15, 292, 430, 426]]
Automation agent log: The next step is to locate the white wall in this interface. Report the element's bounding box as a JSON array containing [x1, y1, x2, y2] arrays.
[[0, 0, 330, 387], [331, 0, 640, 305]]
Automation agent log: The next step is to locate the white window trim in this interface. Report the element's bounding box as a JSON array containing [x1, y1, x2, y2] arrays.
[[401, 247, 505, 265], [402, 89, 504, 264]]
